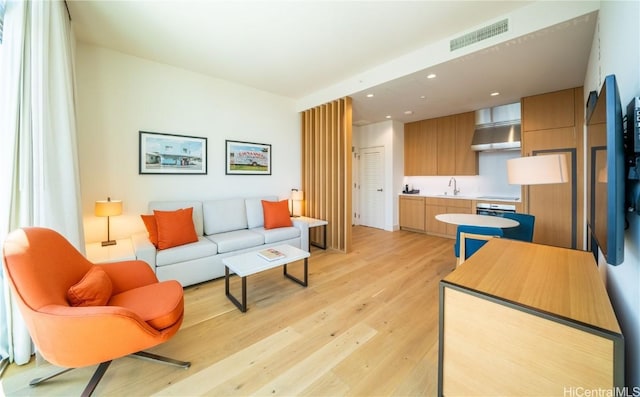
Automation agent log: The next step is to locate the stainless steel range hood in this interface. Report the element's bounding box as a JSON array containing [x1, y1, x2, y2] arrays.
[[471, 103, 521, 151], [471, 123, 521, 151]]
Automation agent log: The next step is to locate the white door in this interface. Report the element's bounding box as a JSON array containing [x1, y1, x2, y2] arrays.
[[359, 146, 385, 229]]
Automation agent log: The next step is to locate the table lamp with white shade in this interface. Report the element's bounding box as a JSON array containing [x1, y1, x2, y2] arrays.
[[95, 197, 123, 246], [290, 189, 304, 217]]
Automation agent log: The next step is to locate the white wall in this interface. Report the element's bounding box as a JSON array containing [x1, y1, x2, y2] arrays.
[[584, 1, 640, 387], [353, 120, 404, 231], [76, 44, 301, 243]]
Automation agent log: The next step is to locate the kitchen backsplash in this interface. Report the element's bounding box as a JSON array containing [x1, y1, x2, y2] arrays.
[[403, 151, 522, 198]]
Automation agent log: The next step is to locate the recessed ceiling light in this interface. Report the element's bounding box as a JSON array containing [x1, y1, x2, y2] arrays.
[[404, 110, 413, 115], [385, 115, 392, 119], [366, 93, 374, 98], [420, 95, 426, 99], [491, 92, 500, 96], [427, 73, 436, 79]]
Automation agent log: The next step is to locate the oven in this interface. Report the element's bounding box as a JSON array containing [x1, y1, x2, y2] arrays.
[[476, 203, 516, 216]]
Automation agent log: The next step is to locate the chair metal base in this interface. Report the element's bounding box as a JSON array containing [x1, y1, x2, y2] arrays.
[[130, 351, 191, 368], [28, 351, 190, 396]]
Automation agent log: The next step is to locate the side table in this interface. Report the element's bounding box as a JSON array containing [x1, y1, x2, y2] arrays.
[[85, 238, 136, 264], [293, 216, 328, 250]]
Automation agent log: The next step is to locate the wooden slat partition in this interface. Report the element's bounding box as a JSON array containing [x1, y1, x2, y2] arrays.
[[301, 97, 352, 252]]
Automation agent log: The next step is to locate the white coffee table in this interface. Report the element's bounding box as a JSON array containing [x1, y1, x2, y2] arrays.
[[222, 244, 311, 312]]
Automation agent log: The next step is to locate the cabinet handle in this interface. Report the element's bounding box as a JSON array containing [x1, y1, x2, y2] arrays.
[[377, 188, 383, 192]]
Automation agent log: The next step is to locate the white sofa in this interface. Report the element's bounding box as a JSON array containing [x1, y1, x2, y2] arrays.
[[131, 196, 309, 287]]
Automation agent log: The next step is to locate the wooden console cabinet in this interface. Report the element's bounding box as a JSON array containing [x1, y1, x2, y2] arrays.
[[438, 239, 623, 395]]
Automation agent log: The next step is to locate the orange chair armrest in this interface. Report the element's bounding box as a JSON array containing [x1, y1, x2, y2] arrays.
[[98, 260, 159, 293]]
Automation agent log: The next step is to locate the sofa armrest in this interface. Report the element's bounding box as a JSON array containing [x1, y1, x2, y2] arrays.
[[131, 232, 157, 271], [291, 219, 310, 252]]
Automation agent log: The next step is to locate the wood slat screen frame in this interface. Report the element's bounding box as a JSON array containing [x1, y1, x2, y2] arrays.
[[301, 97, 352, 252]]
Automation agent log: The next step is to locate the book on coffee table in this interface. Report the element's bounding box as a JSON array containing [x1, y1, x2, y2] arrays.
[[258, 248, 286, 261]]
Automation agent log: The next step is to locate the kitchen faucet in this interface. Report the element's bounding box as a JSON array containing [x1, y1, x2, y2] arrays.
[[448, 177, 460, 196]]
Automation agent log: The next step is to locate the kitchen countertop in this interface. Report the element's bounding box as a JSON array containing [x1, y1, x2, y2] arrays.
[[399, 193, 521, 203]]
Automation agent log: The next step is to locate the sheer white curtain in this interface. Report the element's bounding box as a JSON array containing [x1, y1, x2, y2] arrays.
[[0, 0, 84, 365]]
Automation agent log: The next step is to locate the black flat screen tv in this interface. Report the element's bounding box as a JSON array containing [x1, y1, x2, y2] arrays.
[[586, 74, 625, 266]]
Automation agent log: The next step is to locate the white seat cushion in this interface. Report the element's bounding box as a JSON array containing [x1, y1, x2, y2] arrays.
[[156, 237, 218, 267], [251, 226, 300, 244], [206, 230, 264, 253]]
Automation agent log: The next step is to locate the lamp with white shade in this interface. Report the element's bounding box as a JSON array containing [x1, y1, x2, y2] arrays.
[[507, 153, 569, 185], [507, 153, 569, 241], [506, 153, 569, 224], [95, 197, 123, 246], [290, 189, 304, 217]]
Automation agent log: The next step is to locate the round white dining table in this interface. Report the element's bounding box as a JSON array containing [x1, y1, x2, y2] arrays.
[[435, 213, 519, 228]]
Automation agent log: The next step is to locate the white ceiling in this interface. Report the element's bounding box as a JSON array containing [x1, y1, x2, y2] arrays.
[[67, 0, 598, 126]]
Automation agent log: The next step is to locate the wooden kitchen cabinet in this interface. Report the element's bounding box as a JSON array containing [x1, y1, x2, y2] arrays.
[[437, 115, 456, 175], [439, 239, 623, 395], [444, 198, 473, 237], [425, 199, 447, 236], [454, 111, 478, 175], [521, 86, 584, 249], [400, 196, 472, 237], [399, 195, 426, 232], [425, 197, 472, 238], [404, 112, 477, 176], [403, 122, 421, 176], [404, 118, 437, 176], [522, 88, 575, 131]]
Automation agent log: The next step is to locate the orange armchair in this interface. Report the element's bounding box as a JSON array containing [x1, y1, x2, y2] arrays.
[[2, 227, 190, 396]]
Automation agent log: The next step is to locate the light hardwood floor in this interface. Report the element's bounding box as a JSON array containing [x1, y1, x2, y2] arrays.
[[1, 226, 457, 396]]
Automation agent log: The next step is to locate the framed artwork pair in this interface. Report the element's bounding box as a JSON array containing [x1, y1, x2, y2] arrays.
[[138, 131, 272, 176]]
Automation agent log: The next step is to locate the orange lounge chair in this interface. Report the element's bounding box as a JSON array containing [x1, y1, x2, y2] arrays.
[[2, 227, 190, 396]]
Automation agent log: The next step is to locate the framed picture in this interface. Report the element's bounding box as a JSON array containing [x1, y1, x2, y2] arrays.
[[225, 140, 272, 175], [139, 131, 207, 175]]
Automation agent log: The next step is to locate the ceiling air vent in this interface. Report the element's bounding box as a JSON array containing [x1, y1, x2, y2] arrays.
[[450, 19, 509, 51]]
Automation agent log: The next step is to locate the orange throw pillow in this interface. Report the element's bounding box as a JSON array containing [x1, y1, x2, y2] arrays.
[[153, 207, 199, 250], [67, 266, 113, 307], [262, 200, 293, 229], [140, 214, 159, 247]]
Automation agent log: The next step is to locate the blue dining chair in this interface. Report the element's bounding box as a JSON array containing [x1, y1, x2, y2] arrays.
[[454, 225, 503, 266], [501, 212, 535, 242]]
